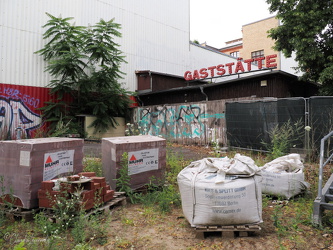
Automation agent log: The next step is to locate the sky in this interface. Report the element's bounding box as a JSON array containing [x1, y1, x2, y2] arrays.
[[190, 0, 274, 48]]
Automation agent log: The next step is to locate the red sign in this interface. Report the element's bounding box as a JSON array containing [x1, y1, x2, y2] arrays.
[[184, 54, 277, 81]]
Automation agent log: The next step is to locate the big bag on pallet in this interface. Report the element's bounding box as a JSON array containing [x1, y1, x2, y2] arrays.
[[177, 154, 262, 227], [261, 154, 310, 199]]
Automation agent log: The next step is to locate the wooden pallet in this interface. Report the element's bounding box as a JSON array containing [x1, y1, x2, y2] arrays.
[[1, 206, 40, 222], [42, 191, 127, 221], [195, 224, 261, 239], [85, 192, 127, 217]]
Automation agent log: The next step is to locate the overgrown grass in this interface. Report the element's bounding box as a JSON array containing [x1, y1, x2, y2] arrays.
[[1, 143, 333, 249], [115, 150, 185, 213]]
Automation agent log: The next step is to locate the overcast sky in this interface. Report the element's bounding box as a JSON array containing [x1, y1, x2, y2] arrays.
[[190, 0, 274, 48]]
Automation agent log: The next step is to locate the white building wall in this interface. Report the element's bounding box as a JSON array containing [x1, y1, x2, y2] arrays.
[[276, 20, 302, 77], [1, 0, 267, 91], [1, 0, 191, 91], [280, 52, 302, 77]]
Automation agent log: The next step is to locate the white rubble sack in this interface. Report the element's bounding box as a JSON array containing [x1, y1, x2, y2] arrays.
[[177, 154, 262, 227], [261, 154, 310, 199]]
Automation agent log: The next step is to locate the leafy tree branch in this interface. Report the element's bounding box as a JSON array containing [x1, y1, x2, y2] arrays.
[[266, 0, 333, 94], [36, 13, 133, 135]]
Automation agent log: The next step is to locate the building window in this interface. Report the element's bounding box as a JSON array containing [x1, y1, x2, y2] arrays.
[[251, 50, 264, 64], [230, 51, 239, 58]]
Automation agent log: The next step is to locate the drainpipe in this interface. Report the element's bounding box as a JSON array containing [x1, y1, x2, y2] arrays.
[[136, 95, 144, 107], [149, 71, 152, 90], [200, 86, 208, 101]]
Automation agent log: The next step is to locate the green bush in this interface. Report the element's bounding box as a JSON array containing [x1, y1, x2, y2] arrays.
[[83, 157, 103, 176], [262, 119, 304, 159]]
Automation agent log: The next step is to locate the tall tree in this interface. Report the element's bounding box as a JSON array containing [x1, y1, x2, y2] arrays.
[[36, 13, 133, 135], [266, 0, 333, 95]]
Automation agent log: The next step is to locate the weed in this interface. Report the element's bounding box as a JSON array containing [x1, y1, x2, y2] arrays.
[[211, 138, 222, 157], [86, 215, 110, 245], [140, 207, 158, 224], [114, 236, 134, 249], [2, 144, 331, 249], [272, 204, 289, 237], [71, 214, 87, 244], [34, 212, 60, 237], [72, 243, 94, 250], [125, 123, 142, 136], [136, 181, 181, 213], [0, 176, 8, 227], [13, 241, 25, 250], [115, 152, 133, 195], [83, 157, 103, 177], [34, 186, 85, 235], [262, 194, 270, 208], [115, 152, 146, 204], [34, 183, 110, 248], [271, 203, 290, 249], [262, 119, 305, 160], [165, 152, 189, 187], [157, 185, 181, 213], [121, 217, 135, 226], [115, 150, 181, 213], [50, 116, 73, 137], [93, 187, 104, 208], [51, 191, 83, 231]]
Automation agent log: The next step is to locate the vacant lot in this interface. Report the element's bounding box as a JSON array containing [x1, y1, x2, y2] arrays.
[[94, 145, 333, 249], [1, 143, 333, 249], [99, 144, 333, 250]]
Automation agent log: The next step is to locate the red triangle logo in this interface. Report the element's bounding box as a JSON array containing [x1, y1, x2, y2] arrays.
[[130, 155, 136, 161], [45, 156, 53, 164]]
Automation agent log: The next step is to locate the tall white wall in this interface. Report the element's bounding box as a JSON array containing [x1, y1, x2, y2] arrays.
[[1, 0, 262, 91], [0, 0, 191, 91]]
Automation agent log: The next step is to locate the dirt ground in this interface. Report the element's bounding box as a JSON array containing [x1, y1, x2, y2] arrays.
[[99, 203, 330, 250], [92, 143, 333, 250], [104, 204, 270, 249]]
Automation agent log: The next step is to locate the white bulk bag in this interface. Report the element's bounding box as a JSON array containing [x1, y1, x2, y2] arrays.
[[261, 154, 309, 199], [177, 154, 262, 227]]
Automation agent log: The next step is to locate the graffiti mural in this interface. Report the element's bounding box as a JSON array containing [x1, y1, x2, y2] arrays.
[[133, 103, 225, 144], [0, 98, 41, 139], [0, 84, 45, 139]]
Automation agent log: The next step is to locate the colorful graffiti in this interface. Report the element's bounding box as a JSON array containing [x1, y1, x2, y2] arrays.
[[133, 104, 225, 143], [0, 84, 44, 139], [0, 98, 41, 139]]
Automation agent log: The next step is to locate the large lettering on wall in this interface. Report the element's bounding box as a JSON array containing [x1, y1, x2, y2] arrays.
[[184, 54, 277, 81]]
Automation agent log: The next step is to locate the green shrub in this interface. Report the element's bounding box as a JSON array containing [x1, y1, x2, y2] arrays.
[[262, 119, 304, 160], [83, 157, 103, 176], [116, 152, 131, 194]]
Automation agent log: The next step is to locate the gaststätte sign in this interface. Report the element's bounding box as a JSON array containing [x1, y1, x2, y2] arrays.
[[184, 54, 277, 81]]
